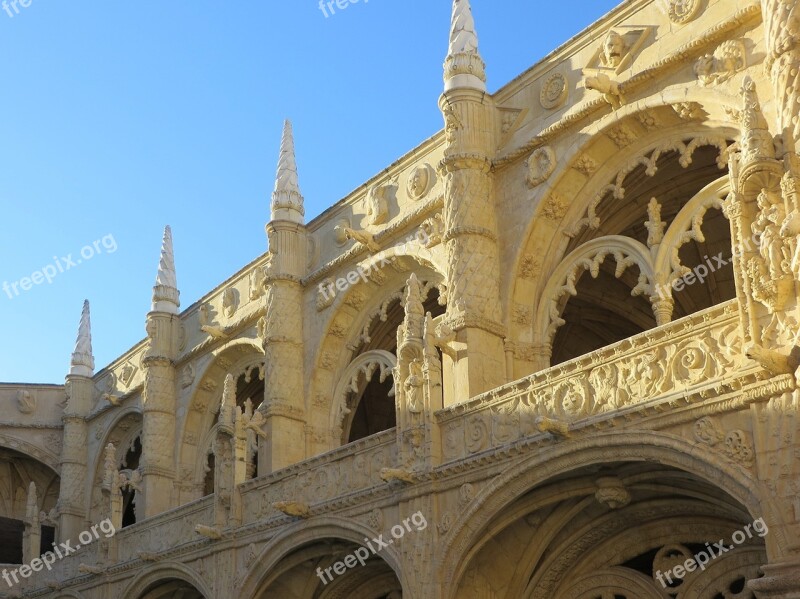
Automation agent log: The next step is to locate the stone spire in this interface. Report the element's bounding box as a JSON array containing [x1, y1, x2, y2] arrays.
[[70, 300, 94, 377], [219, 373, 236, 429], [444, 0, 486, 92], [271, 120, 305, 223], [739, 76, 776, 165], [152, 225, 180, 314]]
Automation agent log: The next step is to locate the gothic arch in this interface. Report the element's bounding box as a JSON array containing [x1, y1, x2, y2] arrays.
[[177, 342, 264, 499], [121, 562, 211, 599], [532, 235, 655, 350], [507, 89, 743, 358], [437, 431, 779, 599], [0, 433, 61, 474], [88, 408, 143, 524], [308, 248, 445, 453], [329, 349, 397, 445], [237, 516, 405, 599], [652, 176, 730, 284]]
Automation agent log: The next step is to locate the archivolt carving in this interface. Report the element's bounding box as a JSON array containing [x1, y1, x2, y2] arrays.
[[331, 350, 397, 444], [555, 567, 663, 599], [567, 136, 733, 237], [537, 236, 654, 345]]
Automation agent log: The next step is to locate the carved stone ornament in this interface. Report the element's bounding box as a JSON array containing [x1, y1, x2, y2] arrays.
[[333, 218, 351, 246], [525, 146, 557, 188], [366, 181, 395, 226], [17, 390, 36, 414], [586, 27, 652, 74], [694, 40, 746, 86], [667, 0, 702, 24], [540, 72, 568, 110], [407, 163, 435, 201], [222, 287, 238, 318]]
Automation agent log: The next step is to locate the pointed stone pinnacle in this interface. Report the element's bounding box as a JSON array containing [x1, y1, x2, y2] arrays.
[[448, 0, 479, 55], [152, 225, 180, 314], [271, 120, 305, 223], [444, 0, 486, 92], [219, 373, 236, 428], [70, 300, 95, 377]]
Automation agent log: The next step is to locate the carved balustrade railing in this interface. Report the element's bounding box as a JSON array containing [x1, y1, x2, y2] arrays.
[[436, 300, 763, 462], [239, 428, 397, 524], [28, 431, 397, 594]]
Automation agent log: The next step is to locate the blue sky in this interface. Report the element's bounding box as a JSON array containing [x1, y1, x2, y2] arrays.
[[0, 0, 620, 384]]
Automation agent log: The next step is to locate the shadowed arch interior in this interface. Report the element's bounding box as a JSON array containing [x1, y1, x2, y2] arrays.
[[551, 146, 734, 364]]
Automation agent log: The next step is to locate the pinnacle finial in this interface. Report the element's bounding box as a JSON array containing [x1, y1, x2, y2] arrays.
[[219, 373, 236, 428], [402, 273, 425, 344], [271, 120, 305, 223], [444, 0, 486, 92], [70, 299, 94, 377], [152, 225, 180, 314], [26, 481, 38, 522], [739, 76, 776, 165]]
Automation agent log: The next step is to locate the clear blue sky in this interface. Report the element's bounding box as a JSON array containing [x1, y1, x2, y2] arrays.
[[0, 0, 620, 384]]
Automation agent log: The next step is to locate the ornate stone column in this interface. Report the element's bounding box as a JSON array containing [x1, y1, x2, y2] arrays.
[[259, 120, 308, 473], [438, 0, 506, 403], [58, 300, 94, 542], [762, 0, 800, 152], [727, 78, 797, 366], [140, 226, 181, 519]]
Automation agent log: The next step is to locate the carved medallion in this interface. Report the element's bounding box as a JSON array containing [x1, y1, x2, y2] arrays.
[[407, 164, 435, 201], [668, 0, 701, 24], [525, 146, 557, 188], [540, 72, 568, 110]]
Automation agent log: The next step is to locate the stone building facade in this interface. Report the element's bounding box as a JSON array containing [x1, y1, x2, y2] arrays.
[[1, 0, 800, 596]]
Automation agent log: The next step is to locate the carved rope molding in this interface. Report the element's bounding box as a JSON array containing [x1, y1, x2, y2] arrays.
[[494, 3, 761, 168]]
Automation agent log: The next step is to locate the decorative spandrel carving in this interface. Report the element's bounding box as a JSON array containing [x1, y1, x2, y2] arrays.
[[222, 287, 238, 318], [540, 72, 568, 110], [585, 27, 653, 74], [366, 181, 396, 226], [694, 40, 746, 86], [667, 0, 702, 24], [407, 164, 435, 201], [526, 147, 557, 188], [16, 390, 35, 414]]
